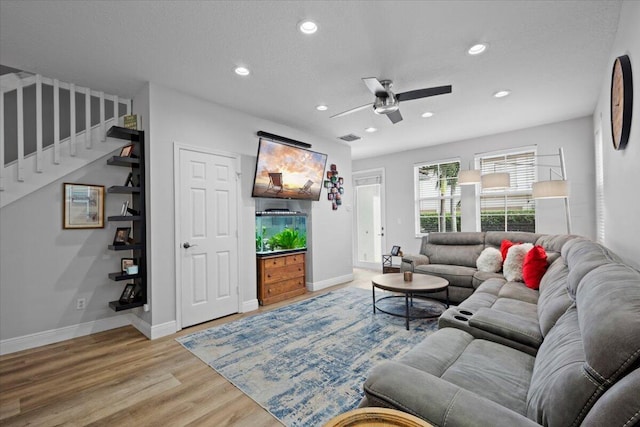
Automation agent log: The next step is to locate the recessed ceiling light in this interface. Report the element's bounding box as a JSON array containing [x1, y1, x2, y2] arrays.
[[234, 66, 250, 76], [299, 20, 318, 34], [468, 43, 487, 55], [364, 127, 377, 133], [493, 90, 511, 98], [421, 111, 434, 118], [316, 105, 328, 111]]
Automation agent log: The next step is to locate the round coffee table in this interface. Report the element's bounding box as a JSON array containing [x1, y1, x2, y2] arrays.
[[372, 273, 449, 330]]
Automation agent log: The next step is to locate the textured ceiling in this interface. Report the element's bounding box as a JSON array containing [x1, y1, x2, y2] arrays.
[[0, 1, 621, 159]]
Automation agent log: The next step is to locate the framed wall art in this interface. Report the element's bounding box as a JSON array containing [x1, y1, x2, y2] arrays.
[[63, 183, 105, 229]]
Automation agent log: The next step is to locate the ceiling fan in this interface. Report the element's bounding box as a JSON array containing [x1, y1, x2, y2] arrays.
[[331, 77, 452, 124]]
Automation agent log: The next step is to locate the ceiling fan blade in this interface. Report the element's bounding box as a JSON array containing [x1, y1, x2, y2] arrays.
[[387, 110, 403, 124], [330, 103, 373, 119], [362, 77, 388, 97], [396, 85, 452, 102]]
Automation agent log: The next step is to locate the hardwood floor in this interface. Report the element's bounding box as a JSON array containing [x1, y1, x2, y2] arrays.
[[0, 269, 377, 426]]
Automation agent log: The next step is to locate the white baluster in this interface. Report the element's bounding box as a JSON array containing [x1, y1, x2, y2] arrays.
[[17, 79, 25, 181], [113, 94, 119, 126], [70, 83, 76, 156], [100, 91, 105, 141], [36, 74, 43, 173], [53, 79, 60, 164], [0, 89, 4, 190], [85, 87, 91, 149]]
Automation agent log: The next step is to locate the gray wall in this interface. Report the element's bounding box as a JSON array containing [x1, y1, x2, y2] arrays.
[[0, 155, 128, 340], [592, 0, 640, 269], [353, 116, 596, 256]]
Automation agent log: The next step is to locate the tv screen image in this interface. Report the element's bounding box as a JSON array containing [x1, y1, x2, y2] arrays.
[[252, 139, 328, 201]]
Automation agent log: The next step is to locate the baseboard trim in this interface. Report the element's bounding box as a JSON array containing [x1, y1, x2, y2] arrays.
[[0, 315, 131, 355], [150, 320, 178, 339], [307, 273, 355, 292], [241, 299, 260, 313]]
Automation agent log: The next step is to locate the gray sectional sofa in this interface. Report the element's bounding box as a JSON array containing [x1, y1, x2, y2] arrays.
[[362, 233, 640, 427]]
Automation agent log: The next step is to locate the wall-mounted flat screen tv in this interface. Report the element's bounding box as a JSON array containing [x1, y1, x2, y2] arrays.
[[251, 138, 328, 201]]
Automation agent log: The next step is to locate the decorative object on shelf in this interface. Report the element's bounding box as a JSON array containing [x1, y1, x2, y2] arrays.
[[391, 245, 401, 256], [126, 265, 139, 275], [123, 114, 139, 130], [119, 283, 137, 304], [121, 258, 135, 272], [124, 172, 134, 187], [119, 144, 134, 157], [120, 200, 129, 216], [112, 227, 131, 245], [325, 164, 345, 210], [610, 54, 633, 150], [63, 183, 105, 229]]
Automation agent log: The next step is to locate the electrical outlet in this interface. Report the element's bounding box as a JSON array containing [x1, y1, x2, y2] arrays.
[[76, 298, 86, 310]]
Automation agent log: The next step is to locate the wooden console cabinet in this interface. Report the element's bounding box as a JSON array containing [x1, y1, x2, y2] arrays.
[[257, 252, 306, 305]]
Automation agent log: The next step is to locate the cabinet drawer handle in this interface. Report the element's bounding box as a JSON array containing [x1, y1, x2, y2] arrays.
[[267, 274, 271, 278], [268, 289, 271, 294]]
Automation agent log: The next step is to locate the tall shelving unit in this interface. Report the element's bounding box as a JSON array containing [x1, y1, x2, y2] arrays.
[[106, 126, 147, 311]]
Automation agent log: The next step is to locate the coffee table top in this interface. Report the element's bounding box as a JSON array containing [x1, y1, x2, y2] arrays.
[[372, 273, 448, 293]]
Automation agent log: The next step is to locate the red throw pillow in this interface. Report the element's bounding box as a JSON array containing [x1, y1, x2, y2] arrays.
[[500, 240, 515, 261], [523, 245, 548, 289]]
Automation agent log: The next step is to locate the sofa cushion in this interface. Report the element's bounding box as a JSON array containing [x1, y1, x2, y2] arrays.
[[398, 328, 535, 415], [504, 243, 533, 282], [526, 307, 595, 426], [536, 257, 572, 337], [580, 368, 640, 427], [472, 271, 505, 288], [562, 238, 622, 299], [477, 247, 503, 273], [498, 282, 539, 304], [414, 264, 476, 288], [485, 231, 541, 250], [421, 232, 485, 268], [577, 263, 640, 383], [522, 245, 548, 289]]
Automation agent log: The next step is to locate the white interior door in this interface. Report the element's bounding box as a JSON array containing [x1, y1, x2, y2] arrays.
[[353, 169, 386, 270], [176, 145, 239, 328]]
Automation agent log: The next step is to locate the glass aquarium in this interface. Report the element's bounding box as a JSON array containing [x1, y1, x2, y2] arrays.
[[255, 211, 307, 256]]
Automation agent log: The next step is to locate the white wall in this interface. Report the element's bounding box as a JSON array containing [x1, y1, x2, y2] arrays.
[[144, 82, 353, 331], [353, 116, 596, 255], [593, 0, 640, 269], [0, 156, 131, 345]]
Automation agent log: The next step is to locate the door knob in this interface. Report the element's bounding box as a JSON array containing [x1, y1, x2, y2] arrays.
[[183, 242, 198, 249]]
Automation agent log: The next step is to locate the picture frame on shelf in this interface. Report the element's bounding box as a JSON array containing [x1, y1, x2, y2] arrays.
[[121, 258, 136, 272], [119, 283, 137, 304], [391, 245, 401, 256], [113, 227, 131, 245], [120, 200, 130, 216], [63, 183, 105, 229], [119, 144, 134, 157]]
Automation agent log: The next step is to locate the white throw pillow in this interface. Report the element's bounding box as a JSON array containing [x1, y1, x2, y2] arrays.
[[476, 247, 503, 273], [503, 243, 534, 282]]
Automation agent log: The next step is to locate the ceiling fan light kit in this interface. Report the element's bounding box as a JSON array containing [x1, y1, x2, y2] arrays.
[[331, 77, 452, 124]]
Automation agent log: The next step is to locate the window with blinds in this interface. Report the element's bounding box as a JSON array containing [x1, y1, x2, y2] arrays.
[[414, 160, 460, 235], [477, 149, 536, 232]]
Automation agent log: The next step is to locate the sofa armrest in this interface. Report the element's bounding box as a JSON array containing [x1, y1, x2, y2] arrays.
[[364, 361, 539, 427], [402, 254, 430, 268], [469, 308, 543, 348]]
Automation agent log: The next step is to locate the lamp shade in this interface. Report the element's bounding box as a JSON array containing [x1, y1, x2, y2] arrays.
[[481, 172, 510, 189], [458, 169, 481, 185], [532, 180, 569, 199]]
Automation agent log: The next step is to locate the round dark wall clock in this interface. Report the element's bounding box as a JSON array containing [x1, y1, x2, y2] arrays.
[[610, 54, 633, 150]]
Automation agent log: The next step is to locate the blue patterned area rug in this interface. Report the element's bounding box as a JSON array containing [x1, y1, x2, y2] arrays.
[[177, 287, 439, 426]]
